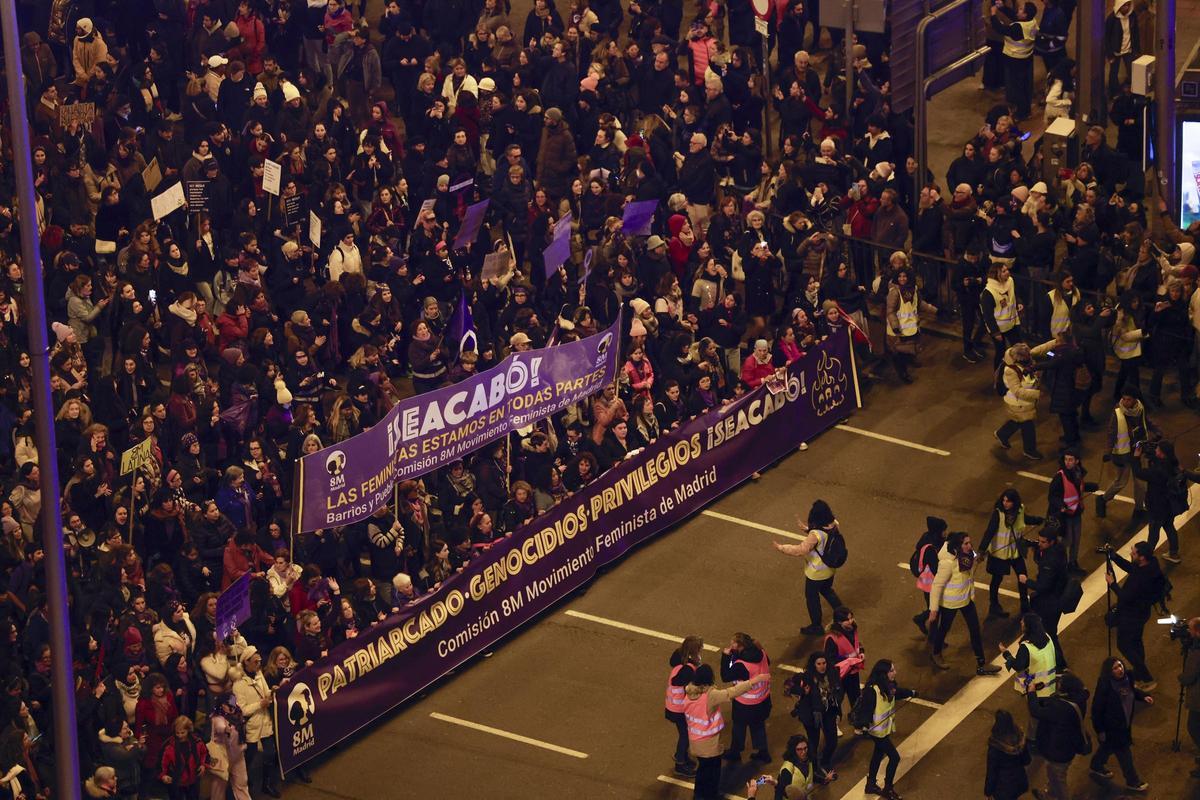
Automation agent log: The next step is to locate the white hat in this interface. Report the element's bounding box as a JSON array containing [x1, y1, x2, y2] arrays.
[[274, 378, 292, 405], [1030, 181, 1048, 194], [253, 82, 267, 101], [207, 55, 229, 69], [239, 645, 260, 664], [76, 18, 94, 35], [282, 81, 300, 102], [478, 77, 496, 92]]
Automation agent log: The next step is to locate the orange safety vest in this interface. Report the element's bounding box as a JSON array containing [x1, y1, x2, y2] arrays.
[[734, 652, 771, 706], [665, 664, 688, 713], [1058, 469, 1081, 515], [684, 692, 725, 741]]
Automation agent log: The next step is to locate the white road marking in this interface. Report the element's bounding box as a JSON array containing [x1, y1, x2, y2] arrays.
[[832, 424, 951, 456], [656, 775, 746, 799], [893, 563, 1020, 599], [429, 712, 588, 759], [701, 509, 806, 540], [564, 610, 804, 673], [908, 697, 944, 710], [840, 486, 1200, 799], [1016, 470, 1134, 504]]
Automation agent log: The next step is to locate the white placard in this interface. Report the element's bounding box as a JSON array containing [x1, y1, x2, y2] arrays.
[[262, 158, 282, 196], [309, 210, 322, 248], [150, 182, 186, 221], [755, 17, 770, 36]]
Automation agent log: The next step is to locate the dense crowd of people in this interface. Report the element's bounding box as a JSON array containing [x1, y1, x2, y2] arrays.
[[0, 0, 1197, 798]]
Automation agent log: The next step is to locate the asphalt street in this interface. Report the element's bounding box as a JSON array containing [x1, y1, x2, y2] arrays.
[[279, 329, 1200, 799], [277, 2, 1200, 797]]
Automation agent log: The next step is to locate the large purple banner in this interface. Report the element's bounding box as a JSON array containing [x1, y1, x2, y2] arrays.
[[292, 318, 622, 533], [274, 332, 860, 771]]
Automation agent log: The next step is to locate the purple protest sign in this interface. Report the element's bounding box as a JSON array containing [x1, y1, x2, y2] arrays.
[[291, 317, 622, 534], [542, 210, 574, 276], [451, 199, 490, 250], [621, 199, 658, 236], [215, 573, 251, 640], [274, 332, 860, 772]]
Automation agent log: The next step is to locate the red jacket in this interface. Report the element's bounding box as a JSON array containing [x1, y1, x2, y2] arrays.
[[215, 312, 249, 351], [160, 734, 208, 786], [741, 354, 775, 389], [222, 540, 272, 589], [232, 13, 266, 74]]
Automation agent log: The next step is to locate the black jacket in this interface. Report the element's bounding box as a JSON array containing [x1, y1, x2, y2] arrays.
[[1091, 675, 1149, 748], [1028, 692, 1088, 763], [984, 734, 1031, 800], [1107, 551, 1166, 620]]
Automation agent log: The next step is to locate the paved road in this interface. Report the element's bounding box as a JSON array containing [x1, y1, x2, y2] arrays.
[[278, 3, 1200, 798], [282, 326, 1200, 799]]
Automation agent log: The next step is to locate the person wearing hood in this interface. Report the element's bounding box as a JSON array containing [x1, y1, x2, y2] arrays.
[[1105, 0, 1140, 95], [994, 340, 1053, 460], [772, 500, 844, 636], [720, 633, 773, 765], [928, 531, 1003, 675], [909, 516, 950, 634], [1088, 656, 1153, 792], [72, 18, 109, 88], [683, 662, 771, 800], [884, 267, 936, 384], [983, 709, 1031, 800], [1025, 671, 1090, 800]]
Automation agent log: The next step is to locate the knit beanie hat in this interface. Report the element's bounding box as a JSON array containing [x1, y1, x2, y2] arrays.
[[274, 378, 293, 405], [52, 322, 72, 342]]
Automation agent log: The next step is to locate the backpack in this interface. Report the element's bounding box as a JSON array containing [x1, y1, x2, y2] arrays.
[[1065, 699, 1093, 755], [1059, 576, 1084, 614], [819, 526, 848, 569], [850, 687, 873, 730], [1168, 470, 1190, 516], [993, 364, 1008, 397]]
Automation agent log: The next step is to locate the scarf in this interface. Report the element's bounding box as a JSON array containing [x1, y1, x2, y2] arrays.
[[167, 301, 197, 324], [150, 692, 172, 725]]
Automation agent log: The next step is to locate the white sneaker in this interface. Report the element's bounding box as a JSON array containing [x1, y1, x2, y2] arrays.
[[835, 725, 843, 737], [799, 442, 809, 451]]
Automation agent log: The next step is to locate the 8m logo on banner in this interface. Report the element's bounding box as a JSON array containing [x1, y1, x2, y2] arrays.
[[287, 683, 317, 755]]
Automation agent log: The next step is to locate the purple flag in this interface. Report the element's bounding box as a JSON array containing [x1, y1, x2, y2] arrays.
[[216, 573, 251, 640], [451, 199, 490, 250], [448, 291, 477, 355], [621, 199, 658, 236], [542, 210, 574, 276], [274, 331, 861, 773]]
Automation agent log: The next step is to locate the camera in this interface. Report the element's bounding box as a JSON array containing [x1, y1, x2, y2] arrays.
[[1158, 614, 1192, 642]]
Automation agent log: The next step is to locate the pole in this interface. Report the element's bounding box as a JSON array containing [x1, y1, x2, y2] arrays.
[[843, 0, 855, 126], [0, 0, 82, 795], [1155, 0, 1178, 214], [128, 475, 136, 544], [1077, 0, 1106, 125]]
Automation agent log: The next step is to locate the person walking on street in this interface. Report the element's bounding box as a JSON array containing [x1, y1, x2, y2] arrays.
[[785, 656, 842, 782], [984, 709, 1032, 800], [994, 341, 1052, 460], [824, 607, 867, 723], [1130, 439, 1200, 563], [928, 532, 1003, 675], [721, 633, 773, 764], [1096, 387, 1159, 519], [884, 266, 937, 384], [1178, 616, 1200, 778], [982, 262, 1025, 369], [1022, 527, 1069, 669], [666, 636, 705, 777], [909, 516, 949, 633], [1088, 656, 1153, 792], [773, 500, 844, 635], [1026, 672, 1090, 800], [1001, 612, 1059, 698], [1103, 541, 1167, 691], [979, 489, 1040, 619], [1047, 449, 1097, 574], [857, 659, 919, 799], [684, 664, 771, 800]]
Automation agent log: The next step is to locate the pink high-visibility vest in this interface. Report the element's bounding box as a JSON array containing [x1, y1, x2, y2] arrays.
[[734, 652, 771, 705], [684, 692, 725, 741], [665, 664, 688, 713], [1059, 469, 1081, 514], [916, 544, 935, 593]]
